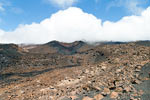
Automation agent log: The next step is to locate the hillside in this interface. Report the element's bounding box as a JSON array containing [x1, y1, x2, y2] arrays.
[[0, 41, 150, 100]]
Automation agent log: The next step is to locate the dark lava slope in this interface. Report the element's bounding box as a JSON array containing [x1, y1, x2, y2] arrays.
[[0, 44, 23, 70]]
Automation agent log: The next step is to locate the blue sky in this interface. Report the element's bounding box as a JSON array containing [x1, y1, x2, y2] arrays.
[[0, 0, 150, 43], [0, 0, 149, 31]]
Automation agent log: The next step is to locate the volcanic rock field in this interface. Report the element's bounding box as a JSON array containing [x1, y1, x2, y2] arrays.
[[0, 41, 150, 100]]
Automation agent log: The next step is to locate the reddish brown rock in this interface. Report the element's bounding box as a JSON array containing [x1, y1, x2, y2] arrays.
[[94, 94, 104, 100], [138, 90, 144, 95], [69, 95, 78, 100], [103, 88, 110, 95], [82, 96, 94, 100], [115, 87, 123, 92], [124, 87, 131, 92], [110, 92, 118, 99]]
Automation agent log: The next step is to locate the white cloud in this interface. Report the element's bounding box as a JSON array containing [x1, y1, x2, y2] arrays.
[[0, 7, 150, 44], [0, 1, 22, 14], [95, 0, 99, 3], [125, 0, 144, 15], [11, 7, 23, 14], [47, 0, 77, 8], [0, 18, 2, 22], [0, 30, 5, 42], [0, 3, 5, 12], [107, 0, 146, 15]]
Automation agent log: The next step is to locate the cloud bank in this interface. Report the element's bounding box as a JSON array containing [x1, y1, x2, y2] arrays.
[[0, 7, 150, 44], [47, 0, 77, 8]]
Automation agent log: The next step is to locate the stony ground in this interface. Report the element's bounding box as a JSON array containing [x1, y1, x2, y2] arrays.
[[0, 41, 150, 100]]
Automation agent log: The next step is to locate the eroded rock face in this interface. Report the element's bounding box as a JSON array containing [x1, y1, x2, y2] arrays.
[[0, 41, 150, 100]]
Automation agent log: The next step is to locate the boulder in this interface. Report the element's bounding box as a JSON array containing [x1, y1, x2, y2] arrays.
[[82, 96, 94, 100], [94, 94, 104, 100], [110, 92, 118, 99]]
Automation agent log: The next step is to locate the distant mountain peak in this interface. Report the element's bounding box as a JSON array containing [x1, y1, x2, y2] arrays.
[[45, 40, 86, 48]]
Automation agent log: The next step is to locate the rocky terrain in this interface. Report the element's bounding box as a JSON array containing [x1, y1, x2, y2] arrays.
[[0, 41, 150, 100]]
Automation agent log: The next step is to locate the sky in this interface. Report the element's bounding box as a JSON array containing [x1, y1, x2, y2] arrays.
[[0, 0, 150, 43]]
